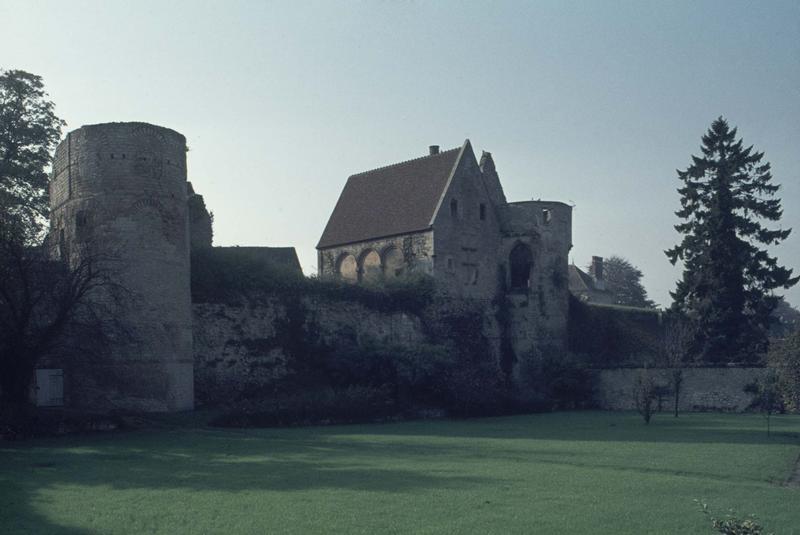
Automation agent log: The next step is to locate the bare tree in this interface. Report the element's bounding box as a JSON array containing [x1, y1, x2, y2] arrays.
[[662, 315, 692, 417], [0, 210, 127, 407], [633, 366, 657, 424]]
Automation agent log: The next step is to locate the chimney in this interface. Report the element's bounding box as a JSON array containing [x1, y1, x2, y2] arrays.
[[590, 256, 605, 289], [429, 145, 440, 155]]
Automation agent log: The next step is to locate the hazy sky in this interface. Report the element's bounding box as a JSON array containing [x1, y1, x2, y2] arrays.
[[3, 0, 798, 307]]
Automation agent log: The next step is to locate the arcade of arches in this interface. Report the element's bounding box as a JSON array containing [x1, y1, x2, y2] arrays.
[[336, 247, 405, 282]]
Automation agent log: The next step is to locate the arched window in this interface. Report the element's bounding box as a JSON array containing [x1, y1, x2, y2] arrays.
[[509, 243, 533, 290], [337, 253, 358, 283], [360, 249, 382, 282], [450, 198, 458, 218], [382, 246, 405, 279]]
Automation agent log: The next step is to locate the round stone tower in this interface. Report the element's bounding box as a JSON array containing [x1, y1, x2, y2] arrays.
[[49, 122, 193, 411]]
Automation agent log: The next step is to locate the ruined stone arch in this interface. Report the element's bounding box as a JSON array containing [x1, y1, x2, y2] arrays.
[[359, 249, 382, 282], [336, 253, 358, 283], [509, 242, 533, 290], [381, 246, 405, 279]]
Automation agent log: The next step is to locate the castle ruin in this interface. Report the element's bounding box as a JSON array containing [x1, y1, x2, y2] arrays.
[[33, 122, 765, 414]]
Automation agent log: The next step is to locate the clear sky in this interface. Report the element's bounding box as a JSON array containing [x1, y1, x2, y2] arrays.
[[2, 0, 798, 307]]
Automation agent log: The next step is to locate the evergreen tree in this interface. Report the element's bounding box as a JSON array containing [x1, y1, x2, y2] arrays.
[[666, 117, 798, 363]]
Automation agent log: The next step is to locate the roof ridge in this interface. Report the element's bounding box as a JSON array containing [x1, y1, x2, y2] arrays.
[[348, 146, 461, 179]]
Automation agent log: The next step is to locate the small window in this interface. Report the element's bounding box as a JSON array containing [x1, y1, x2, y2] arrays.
[[450, 198, 458, 218], [479, 203, 486, 220], [542, 209, 552, 225], [446, 257, 454, 270], [76, 210, 89, 228], [75, 210, 91, 241]]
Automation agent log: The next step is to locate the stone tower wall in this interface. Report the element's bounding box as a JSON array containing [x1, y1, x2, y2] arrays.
[[502, 200, 572, 362], [49, 122, 194, 411]]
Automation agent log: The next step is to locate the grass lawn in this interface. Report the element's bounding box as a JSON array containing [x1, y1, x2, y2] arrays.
[[0, 411, 798, 534]]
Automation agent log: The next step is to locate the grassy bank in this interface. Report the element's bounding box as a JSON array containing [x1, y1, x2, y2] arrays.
[[1, 411, 798, 534]]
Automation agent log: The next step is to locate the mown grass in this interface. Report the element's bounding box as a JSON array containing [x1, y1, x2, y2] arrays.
[[0, 411, 798, 534]]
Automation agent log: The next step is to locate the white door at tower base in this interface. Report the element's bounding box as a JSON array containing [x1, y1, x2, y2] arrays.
[[34, 369, 64, 407]]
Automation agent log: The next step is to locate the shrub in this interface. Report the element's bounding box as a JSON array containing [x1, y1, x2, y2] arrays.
[[421, 299, 511, 416], [698, 501, 770, 535], [767, 329, 800, 413], [324, 340, 455, 406], [443, 362, 510, 417], [191, 247, 436, 314], [567, 295, 664, 366], [745, 370, 784, 435], [0, 403, 122, 440], [211, 385, 396, 428], [518, 351, 597, 411]]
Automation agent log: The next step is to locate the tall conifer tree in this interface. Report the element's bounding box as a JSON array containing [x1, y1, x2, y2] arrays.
[[666, 117, 797, 363]]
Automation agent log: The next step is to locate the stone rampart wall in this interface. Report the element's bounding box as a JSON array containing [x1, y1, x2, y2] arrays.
[[594, 367, 766, 412], [192, 298, 426, 405]]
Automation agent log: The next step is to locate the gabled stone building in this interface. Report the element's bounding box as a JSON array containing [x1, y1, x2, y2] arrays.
[[318, 140, 573, 355]]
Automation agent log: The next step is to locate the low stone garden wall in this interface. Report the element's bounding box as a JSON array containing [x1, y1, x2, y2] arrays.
[[594, 366, 766, 412]]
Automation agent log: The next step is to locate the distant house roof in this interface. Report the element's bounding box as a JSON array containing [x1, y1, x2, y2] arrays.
[[568, 264, 615, 304], [212, 246, 302, 274], [317, 144, 465, 248]]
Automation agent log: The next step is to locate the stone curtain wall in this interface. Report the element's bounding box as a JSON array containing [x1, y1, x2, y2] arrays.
[[192, 298, 426, 405], [594, 367, 766, 412]]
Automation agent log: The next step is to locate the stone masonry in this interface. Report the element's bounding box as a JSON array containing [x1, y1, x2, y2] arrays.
[[49, 122, 194, 411]]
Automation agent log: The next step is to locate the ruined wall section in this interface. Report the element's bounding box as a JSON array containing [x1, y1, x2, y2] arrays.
[[193, 298, 426, 404], [187, 182, 213, 249], [49, 122, 193, 411], [501, 201, 572, 365]]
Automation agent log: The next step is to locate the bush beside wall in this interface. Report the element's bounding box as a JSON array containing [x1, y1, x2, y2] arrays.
[[568, 296, 664, 366]]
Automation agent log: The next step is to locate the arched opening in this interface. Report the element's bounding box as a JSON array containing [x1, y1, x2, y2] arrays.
[[360, 249, 382, 282], [58, 228, 67, 261], [336, 253, 358, 283], [509, 243, 533, 290], [382, 246, 405, 279]]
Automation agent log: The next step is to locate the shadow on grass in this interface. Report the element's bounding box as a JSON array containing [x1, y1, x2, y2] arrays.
[[0, 428, 495, 533], [338, 411, 800, 446], [1, 411, 798, 533]]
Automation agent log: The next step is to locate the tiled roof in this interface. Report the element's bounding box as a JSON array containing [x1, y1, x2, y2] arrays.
[[568, 264, 595, 293], [212, 246, 302, 274], [317, 145, 463, 248]]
